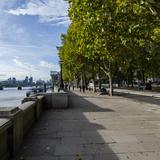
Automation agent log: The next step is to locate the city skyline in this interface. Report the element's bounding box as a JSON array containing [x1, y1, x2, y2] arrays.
[[0, 75, 52, 88], [0, 0, 70, 81]]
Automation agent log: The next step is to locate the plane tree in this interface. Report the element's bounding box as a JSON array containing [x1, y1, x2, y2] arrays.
[[58, 0, 160, 94]]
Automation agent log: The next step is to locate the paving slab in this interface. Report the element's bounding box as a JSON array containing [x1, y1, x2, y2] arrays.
[[14, 91, 160, 160]]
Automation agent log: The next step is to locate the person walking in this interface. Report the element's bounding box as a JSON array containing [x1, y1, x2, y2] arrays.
[[79, 85, 82, 92], [82, 85, 85, 93], [72, 85, 74, 91]]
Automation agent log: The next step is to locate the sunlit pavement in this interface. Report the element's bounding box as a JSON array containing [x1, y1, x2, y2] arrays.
[[114, 88, 160, 98], [14, 91, 160, 160]]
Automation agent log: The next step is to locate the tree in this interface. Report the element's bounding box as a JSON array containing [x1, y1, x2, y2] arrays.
[[57, 0, 160, 95]]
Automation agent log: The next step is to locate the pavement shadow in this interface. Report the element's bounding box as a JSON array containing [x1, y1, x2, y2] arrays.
[[66, 92, 120, 160], [68, 93, 115, 112], [115, 92, 160, 106], [14, 92, 120, 160]]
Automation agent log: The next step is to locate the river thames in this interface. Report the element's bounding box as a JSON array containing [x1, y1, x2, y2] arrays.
[[0, 87, 29, 107]]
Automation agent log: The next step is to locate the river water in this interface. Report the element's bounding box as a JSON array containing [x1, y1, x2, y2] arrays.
[[0, 87, 29, 107]]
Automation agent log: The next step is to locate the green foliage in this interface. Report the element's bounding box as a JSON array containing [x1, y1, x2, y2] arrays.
[[57, 0, 160, 92]]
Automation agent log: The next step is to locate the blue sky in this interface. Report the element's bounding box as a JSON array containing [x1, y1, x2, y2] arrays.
[[0, 0, 70, 81]]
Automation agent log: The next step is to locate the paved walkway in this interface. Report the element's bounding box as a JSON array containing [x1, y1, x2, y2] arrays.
[[14, 91, 160, 160], [114, 88, 160, 98]]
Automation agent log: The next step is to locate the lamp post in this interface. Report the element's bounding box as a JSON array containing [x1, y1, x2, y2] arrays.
[[59, 60, 64, 90]]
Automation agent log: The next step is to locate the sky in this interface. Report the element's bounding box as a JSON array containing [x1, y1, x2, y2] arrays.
[[0, 0, 70, 81]]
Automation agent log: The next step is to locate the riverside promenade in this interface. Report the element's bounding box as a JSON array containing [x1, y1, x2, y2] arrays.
[[14, 90, 160, 160]]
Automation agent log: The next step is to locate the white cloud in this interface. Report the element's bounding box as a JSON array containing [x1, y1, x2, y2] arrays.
[[52, 19, 71, 27], [0, 1, 18, 33], [39, 60, 60, 71], [0, 73, 6, 77], [0, 0, 16, 10], [8, 0, 71, 26], [0, 23, 29, 45], [0, 58, 49, 81], [13, 57, 38, 72], [0, 0, 62, 81], [8, 0, 67, 16], [39, 60, 54, 69], [0, 43, 41, 49], [0, 44, 60, 81], [0, 62, 30, 80], [0, 58, 60, 81]]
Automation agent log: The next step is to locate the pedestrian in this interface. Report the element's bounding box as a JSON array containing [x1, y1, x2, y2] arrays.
[[79, 85, 82, 92], [43, 83, 47, 92], [65, 84, 68, 90], [82, 85, 85, 93]]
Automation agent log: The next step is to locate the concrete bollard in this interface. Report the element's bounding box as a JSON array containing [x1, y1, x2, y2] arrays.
[[51, 92, 68, 109], [36, 92, 68, 109], [44, 93, 52, 109], [21, 96, 44, 120], [21, 97, 37, 104], [38, 92, 68, 109], [19, 102, 36, 135]]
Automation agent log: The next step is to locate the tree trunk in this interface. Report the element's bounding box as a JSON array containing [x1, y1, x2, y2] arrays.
[[108, 61, 113, 96], [131, 81, 134, 88], [93, 78, 96, 92], [98, 64, 101, 90], [127, 75, 129, 88], [142, 70, 145, 83], [108, 72, 113, 96], [92, 64, 96, 92], [100, 61, 114, 96], [83, 69, 87, 90], [130, 71, 134, 88], [74, 76, 79, 88]]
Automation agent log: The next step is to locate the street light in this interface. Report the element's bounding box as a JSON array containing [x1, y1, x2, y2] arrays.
[[59, 60, 64, 90]]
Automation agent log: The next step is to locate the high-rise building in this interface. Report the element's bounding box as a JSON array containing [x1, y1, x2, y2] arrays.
[[8, 78, 12, 83], [24, 76, 29, 85], [12, 77, 16, 84], [29, 77, 33, 85]]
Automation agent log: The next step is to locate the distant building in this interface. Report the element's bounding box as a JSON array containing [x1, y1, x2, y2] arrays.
[[29, 77, 33, 85], [23, 76, 29, 85], [36, 79, 45, 86], [0, 76, 49, 87], [12, 77, 16, 84]]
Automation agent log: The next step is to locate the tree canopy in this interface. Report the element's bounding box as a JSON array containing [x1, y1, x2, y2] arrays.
[[57, 0, 160, 95]]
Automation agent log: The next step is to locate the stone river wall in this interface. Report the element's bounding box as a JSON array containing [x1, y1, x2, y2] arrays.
[[0, 92, 68, 160]]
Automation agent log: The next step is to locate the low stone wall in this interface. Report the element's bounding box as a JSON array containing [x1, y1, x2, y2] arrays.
[[39, 92, 68, 109], [0, 92, 68, 160], [0, 119, 12, 160], [0, 95, 44, 158], [22, 95, 45, 120], [36, 96, 44, 119], [19, 101, 36, 135]]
